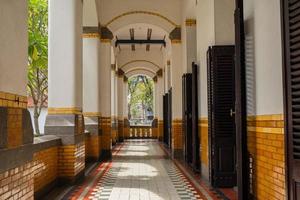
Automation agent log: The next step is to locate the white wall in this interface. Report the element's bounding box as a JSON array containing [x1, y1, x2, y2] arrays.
[[244, 0, 283, 115], [196, 0, 215, 117], [0, 1, 27, 95], [195, 0, 235, 117]]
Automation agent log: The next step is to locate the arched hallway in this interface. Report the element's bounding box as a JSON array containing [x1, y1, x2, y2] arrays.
[[0, 0, 294, 199]]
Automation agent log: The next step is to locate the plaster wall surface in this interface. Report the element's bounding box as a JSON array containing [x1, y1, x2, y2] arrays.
[[244, 0, 283, 115], [0, 1, 27, 96], [196, 0, 215, 117], [98, 0, 181, 33]]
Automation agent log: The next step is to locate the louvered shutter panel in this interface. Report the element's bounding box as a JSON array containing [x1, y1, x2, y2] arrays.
[[282, 0, 300, 199], [207, 46, 236, 187]]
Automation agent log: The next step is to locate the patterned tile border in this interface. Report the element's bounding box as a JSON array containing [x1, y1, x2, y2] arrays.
[[159, 143, 237, 200], [65, 140, 229, 200]]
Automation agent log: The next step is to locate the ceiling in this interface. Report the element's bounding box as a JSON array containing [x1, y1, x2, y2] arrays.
[[114, 23, 167, 51]]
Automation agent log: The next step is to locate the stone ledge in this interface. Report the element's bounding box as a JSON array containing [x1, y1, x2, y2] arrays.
[[33, 135, 61, 152], [0, 144, 34, 174]]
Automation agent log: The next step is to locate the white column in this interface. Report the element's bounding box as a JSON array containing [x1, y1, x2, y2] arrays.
[[46, 0, 85, 181], [170, 40, 183, 158], [48, 0, 83, 111], [157, 76, 164, 120], [171, 43, 183, 119], [99, 41, 112, 158], [100, 42, 111, 117], [83, 36, 101, 115], [117, 74, 124, 141], [123, 78, 129, 119]]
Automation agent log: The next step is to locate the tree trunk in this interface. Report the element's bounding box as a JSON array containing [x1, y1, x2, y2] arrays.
[[34, 105, 40, 135]]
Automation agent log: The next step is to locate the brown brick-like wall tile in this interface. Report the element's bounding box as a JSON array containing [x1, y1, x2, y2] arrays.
[[158, 120, 163, 141], [172, 119, 183, 150], [118, 119, 124, 140], [101, 117, 112, 150], [0, 91, 27, 109], [0, 162, 34, 200], [7, 108, 23, 148], [85, 135, 101, 160], [33, 147, 58, 192], [247, 115, 285, 200], [199, 118, 208, 167], [58, 142, 85, 178]]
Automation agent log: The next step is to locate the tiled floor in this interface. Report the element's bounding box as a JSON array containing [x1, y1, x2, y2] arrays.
[[64, 140, 234, 200]]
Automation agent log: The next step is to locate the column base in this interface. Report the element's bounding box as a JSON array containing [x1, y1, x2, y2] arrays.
[[171, 119, 183, 159], [100, 149, 112, 161], [172, 149, 184, 160], [57, 170, 85, 185], [85, 116, 101, 161], [45, 113, 85, 183]]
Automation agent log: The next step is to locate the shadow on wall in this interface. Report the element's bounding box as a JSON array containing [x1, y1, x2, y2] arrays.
[[245, 18, 256, 117], [245, 17, 256, 197]]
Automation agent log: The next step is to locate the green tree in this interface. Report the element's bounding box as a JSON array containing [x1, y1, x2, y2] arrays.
[[28, 0, 48, 135], [128, 76, 154, 122]]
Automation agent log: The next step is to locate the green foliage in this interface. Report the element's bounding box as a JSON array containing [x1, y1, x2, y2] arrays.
[[128, 76, 154, 120], [28, 0, 48, 135]]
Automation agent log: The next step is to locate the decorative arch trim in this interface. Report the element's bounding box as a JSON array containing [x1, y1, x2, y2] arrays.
[[120, 60, 161, 70], [125, 68, 156, 78], [105, 11, 180, 28]]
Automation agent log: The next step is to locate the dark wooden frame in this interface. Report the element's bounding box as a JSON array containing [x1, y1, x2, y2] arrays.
[[281, 0, 298, 199], [182, 73, 193, 164], [235, 0, 249, 198], [207, 45, 236, 188], [192, 63, 200, 171]]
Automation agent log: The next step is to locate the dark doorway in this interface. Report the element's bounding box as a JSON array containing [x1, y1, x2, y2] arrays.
[[163, 94, 169, 146], [192, 63, 200, 171], [281, 0, 300, 199], [163, 89, 172, 149], [207, 45, 236, 187], [182, 73, 193, 164], [168, 88, 172, 149]]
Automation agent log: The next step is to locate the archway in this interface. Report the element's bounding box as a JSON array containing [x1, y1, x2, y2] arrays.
[[127, 74, 154, 126]]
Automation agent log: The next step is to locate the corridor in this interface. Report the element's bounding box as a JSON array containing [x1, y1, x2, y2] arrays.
[[63, 140, 228, 200]]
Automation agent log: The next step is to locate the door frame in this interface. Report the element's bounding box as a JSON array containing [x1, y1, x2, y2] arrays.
[[280, 0, 293, 198], [234, 0, 249, 198]]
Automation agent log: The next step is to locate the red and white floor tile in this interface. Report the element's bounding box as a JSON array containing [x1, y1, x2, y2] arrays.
[[64, 140, 236, 200]]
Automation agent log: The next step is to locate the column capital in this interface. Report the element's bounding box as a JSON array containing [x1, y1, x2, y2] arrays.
[[185, 19, 197, 27], [123, 76, 128, 82], [99, 24, 113, 43], [156, 69, 163, 77], [167, 60, 171, 66], [111, 64, 116, 71], [169, 27, 181, 44], [153, 76, 158, 82], [82, 26, 100, 38], [117, 69, 125, 77]]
